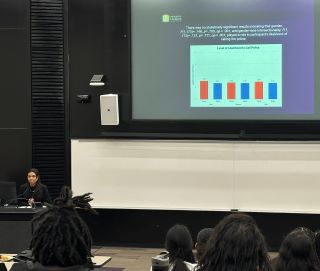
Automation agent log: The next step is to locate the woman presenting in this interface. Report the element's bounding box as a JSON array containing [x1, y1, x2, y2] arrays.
[[18, 168, 51, 206]]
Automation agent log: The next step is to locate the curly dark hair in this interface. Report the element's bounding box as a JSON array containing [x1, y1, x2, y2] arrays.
[[30, 186, 96, 267], [197, 213, 272, 271], [275, 227, 320, 271]]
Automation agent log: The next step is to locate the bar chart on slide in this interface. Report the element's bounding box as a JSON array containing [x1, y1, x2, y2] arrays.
[[190, 44, 282, 107]]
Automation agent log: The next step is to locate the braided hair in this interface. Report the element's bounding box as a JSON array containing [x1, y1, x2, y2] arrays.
[[30, 186, 96, 267]]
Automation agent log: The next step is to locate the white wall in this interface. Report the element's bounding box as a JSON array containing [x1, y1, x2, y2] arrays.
[[71, 139, 320, 213]]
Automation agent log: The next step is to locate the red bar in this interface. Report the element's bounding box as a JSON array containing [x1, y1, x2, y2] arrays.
[[227, 82, 236, 99], [255, 82, 263, 99], [200, 81, 208, 99]]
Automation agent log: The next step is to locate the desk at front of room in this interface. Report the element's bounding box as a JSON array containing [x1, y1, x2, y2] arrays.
[[0, 207, 44, 253]]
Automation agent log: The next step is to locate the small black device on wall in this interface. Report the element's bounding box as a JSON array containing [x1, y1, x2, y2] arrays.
[[76, 94, 91, 103]]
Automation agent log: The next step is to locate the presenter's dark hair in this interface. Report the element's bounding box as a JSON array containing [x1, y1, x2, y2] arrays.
[[275, 227, 320, 271], [165, 224, 195, 271], [27, 168, 40, 177], [197, 213, 272, 271], [30, 186, 96, 267]]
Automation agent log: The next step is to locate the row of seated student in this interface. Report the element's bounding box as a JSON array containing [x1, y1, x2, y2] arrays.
[[152, 216, 320, 271], [1, 185, 320, 271]]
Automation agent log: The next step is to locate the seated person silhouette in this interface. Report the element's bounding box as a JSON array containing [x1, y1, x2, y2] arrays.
[[195, 228, 213, 262], [152, 224, 196, 271], [197, 213, 272, 271], [273, 227, 320, 271]]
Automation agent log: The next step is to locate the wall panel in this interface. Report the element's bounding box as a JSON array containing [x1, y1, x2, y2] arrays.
[[0, 0, 31, 184]]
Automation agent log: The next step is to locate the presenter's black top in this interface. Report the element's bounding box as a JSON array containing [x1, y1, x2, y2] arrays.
[[18, 183, 51, 204]]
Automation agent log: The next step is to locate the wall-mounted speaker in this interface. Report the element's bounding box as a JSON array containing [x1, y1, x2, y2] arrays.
[[100, 94, 119, 125]]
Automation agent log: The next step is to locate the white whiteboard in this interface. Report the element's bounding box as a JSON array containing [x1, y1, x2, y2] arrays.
[[71, 139, 320, 213]]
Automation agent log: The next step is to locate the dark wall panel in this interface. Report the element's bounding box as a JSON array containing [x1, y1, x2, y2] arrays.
[[0, 130, 31, 182], [0, 0, 31, 182], [0, 0, 28, 27], [69, 0, 130, 137], [0, 30, 30, 127], [81, 209, 320, 251]]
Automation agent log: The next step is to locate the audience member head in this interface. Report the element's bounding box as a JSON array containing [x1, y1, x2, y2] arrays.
[[195, 228, 213, 261], [197, 213, 272, 271], [165, 224, 195, 269], [30, 186, 96, 267], [27, 168, 40, 187], [275, 227, 320, 271]]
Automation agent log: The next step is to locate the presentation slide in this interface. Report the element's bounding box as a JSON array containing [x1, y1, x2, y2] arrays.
[[131, 0, 319, 120]]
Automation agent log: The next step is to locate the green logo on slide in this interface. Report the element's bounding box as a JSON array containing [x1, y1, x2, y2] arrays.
[[162, 14, 170, 22]]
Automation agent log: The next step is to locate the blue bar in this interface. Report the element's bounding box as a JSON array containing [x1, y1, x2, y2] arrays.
[[213, 83, 222, 99], [241, 83, 250, 99], [268, 83, 277, 99]]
